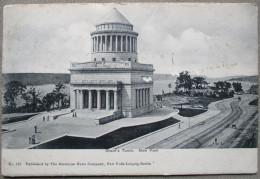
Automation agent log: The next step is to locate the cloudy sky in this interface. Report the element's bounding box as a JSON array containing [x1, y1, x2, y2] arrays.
[[3, 3, 258, 78]]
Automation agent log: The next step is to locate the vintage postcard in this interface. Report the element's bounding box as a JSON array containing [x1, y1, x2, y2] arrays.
[[1, 2, 258, 176]]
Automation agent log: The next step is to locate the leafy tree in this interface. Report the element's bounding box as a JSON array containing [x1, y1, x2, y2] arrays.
[[22, 87, 42, 112], [175, 71, 193, 92], [42, 92, 55, 111], [248, 84, 258, 94], [232, 82, 243, 93], [3, 81, 26, 112], [52, 83, 67, 108], [214, 81, 232, 98], [192, 76, 207, 89]]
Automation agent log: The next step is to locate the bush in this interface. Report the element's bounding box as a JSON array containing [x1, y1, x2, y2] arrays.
[[249, 98, 258, 106]]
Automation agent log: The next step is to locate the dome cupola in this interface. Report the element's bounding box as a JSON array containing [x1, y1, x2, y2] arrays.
[[90, 8, 138, 63]]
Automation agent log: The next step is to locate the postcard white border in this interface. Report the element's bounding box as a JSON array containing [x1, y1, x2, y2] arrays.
[[1, 149, 257, 176]]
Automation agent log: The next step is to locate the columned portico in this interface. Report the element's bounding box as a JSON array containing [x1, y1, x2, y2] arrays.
[[73, 87, 120, 111]]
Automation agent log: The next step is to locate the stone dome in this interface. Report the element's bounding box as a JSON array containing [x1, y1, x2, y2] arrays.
[[97, 8, 132, 26]]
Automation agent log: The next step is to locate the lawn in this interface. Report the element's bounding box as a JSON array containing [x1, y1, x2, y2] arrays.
[[159, 94, 219, 109], [177, 108, 207, 117]]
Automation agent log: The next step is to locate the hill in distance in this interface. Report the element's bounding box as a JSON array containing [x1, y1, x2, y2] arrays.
[[2, 73, 70, 86], [228, 75, 258, 83], [2, 73, 258, 86]]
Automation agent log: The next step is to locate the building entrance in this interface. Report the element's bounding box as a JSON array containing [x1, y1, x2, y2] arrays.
[[101, 90, 106, 109], [92, 90, 97, 108]]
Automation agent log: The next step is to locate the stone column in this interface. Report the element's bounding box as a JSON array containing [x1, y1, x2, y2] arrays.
[[144, 89, 146, 106], [106, 90, 110, 110], [110, 35, 112, 51], [96, 37, 98, 52], [101, 36, 104, 51], [99, 36, 102, 51], [120, 35, 123, 52], [79, 90, 84, 109], [148, 88, 150, 105], [136, 89, 139, 108], [135, 38, 137, 52], [92, 37, 95, 52], [97, 36, 99, 52], [138, 89, 142, 107], [115, 36, 118, 52], [75, 89, 79, 109], [97, 90, 101, 110], [133, 38, 134, 52], [146, 89, 149, 106], [135, 37, 137, 52], [94, 37, 96, 52], [134, 38, 136, 52], [88, 90, 92, 109], [124, 36, 127, 52], [105, 35, 107, 52], [114, 90, 118, 111], [130, 36, 132, 52], [142, 89, 144, 106]]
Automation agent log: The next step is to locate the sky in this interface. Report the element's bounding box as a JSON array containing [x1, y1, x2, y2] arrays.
[[2, 3, 258, 78]]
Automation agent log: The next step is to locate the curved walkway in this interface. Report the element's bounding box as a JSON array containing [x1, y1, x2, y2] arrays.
[[2, 107, 177, 149]]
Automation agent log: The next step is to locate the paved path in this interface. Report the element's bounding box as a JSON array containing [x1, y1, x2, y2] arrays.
[[2, 107, 177, 149]]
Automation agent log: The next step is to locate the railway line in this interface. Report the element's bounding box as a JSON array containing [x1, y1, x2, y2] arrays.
[[147, 94, 257, 149]]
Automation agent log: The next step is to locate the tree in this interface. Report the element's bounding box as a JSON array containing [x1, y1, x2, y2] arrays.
[[42, 92, 55, 111], [3, 81, 26, 112], [214, 81, 232, 98], [22, 87, 42, 112], [52, 83, 67, 108], [175, 71, 193, 92], [192, 76, 207, 89], [232, 82, 243, 93], [248, 84, 258, 94]]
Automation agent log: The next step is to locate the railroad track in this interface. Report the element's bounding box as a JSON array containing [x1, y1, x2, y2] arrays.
[[148, 99, 243, 149], [221, 111, 258, 148]]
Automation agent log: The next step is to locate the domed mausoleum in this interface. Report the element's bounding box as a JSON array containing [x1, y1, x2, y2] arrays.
[[69, 8, 154, 118]]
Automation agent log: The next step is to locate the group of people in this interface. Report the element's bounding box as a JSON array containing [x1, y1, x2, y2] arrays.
[[29, 125, 39, 144], [29, 135, 36, 144], [42, 116, 50, 122], [72, 111, 77, 117]]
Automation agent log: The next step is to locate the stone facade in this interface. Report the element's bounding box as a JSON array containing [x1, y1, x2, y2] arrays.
[[69, 8, 154, 118]]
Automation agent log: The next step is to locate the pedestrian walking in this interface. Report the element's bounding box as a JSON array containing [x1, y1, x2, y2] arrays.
[[34, 126, 37, 133], [43, 116, 45, 122], [32, 135, 36, 144], [215, 138, 217, 144], [178, 123, 181, 129]]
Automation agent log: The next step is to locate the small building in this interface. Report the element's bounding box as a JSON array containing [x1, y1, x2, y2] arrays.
[[69, 8, 154, 118]]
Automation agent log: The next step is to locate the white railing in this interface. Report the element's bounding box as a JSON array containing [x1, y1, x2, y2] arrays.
[[70, 61, 153, 71], [70, 61, 131, 69]]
